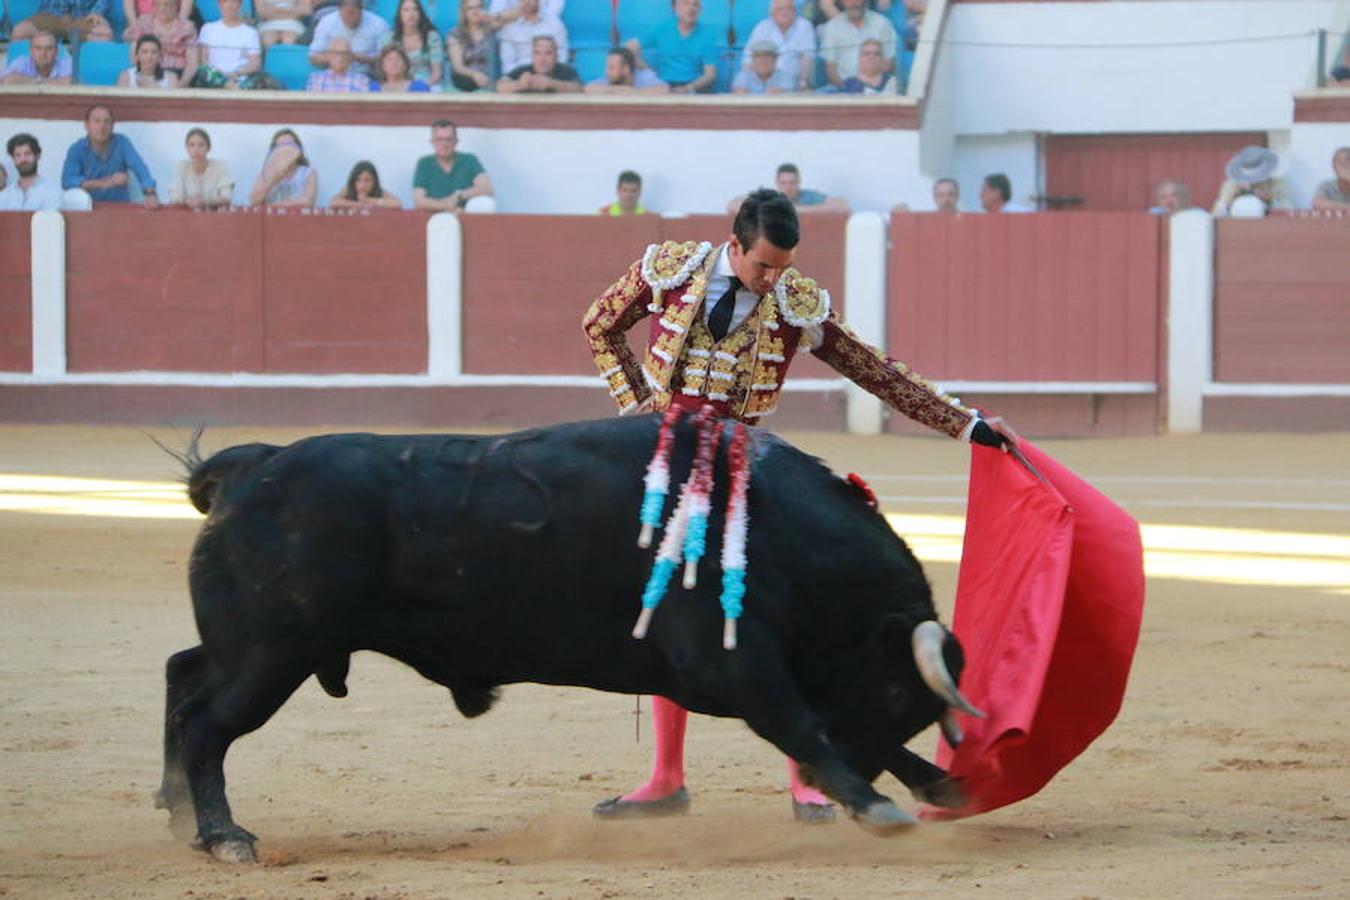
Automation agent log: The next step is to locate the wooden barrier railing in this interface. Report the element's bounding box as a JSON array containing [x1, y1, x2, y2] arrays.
[[0, 213, 33, 372]]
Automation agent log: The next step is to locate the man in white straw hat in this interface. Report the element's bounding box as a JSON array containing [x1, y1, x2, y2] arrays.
[[1212, 145, 1288, 217]]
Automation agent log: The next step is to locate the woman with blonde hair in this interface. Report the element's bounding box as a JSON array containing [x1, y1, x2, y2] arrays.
[[447, 0, 495, 92]]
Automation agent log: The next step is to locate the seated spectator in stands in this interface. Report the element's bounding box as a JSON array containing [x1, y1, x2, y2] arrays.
[[496, 0, 568, 76], [1310, 146, 1350, 211], [310, 0, 391, 78], [124, 0, 198, 84], [838, 37, 897, 94], [169, 127, 233, 209], [488, 0, 561, 27], [585, 46, 668, 94], [121, 0, 193, 32], [820, 0, 896, 89], [980, 173, 1031, 213], [1, 30, 73, 85], [255, 0, 312, 48], [412, 119, 493, 211], [0, 134, 64, 211], [118, 34, 179, 87], [497, 34, 580, 93], [900, 0, 924, 50], [1212, 146, 1288, 217], [740, 0, 814, 92], [1148, 179, 1191, 216], [330, 160, 403, 209], [447, 0, 497, 92], [11, 0, 113, 42], [627, 0, 718, 95], [387, 0, 443, 88], [61, 105, 159, 207], [1330, 31, 1349, 84], [931, 176, 959, 212], [249, 128, 318, 208], [307, 36, 373, 90], [195, 0, 261, 87], [598, 169, 650, 215], [726, 162, 850, 214], [370, 43, 430, 91], [733, 41, 794, 94], [816, 0, 893, 17]]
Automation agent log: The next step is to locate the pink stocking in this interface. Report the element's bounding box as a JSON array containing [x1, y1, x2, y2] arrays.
[[786, 757, 831, 806], [620, 695, 688, 802]]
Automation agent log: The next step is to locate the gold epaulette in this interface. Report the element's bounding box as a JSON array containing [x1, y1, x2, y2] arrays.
[[641, 240, 715, 292], [774, 269, 831, 327]]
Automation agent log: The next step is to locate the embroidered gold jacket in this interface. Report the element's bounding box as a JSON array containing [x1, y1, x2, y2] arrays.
[[582, 240, 975, 437]]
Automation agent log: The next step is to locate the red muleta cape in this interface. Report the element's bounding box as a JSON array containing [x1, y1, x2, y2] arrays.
[[921, 440, 1145, 820]]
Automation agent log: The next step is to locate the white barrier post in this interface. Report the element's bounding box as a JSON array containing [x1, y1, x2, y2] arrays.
[[844, 211, 887, 435], [426, 212, 462, 379], [31, 211, 67, 377], [1166, 209, 1214, 433]]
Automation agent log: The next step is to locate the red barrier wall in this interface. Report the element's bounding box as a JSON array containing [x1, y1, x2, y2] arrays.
[[1213, 217, 1350, 384], [63, 209, 429, 374], [0, 213, 32, 372], [460, 214, 849, 380]]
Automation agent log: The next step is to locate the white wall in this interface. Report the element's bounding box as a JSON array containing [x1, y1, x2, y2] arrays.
[[0, 117, 929, 215], [954, 132, 1041, 211], [945, 1, 1339, 135]]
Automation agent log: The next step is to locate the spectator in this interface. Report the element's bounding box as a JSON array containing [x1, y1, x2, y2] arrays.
[[447, 0, 496, 92], [168, 127, 233, 209], [585, 45, 668, 94], [740, 0, 814, 92], [1330, 31, 1349, 84], [370, 43, 430, 91], [412, 119, 493, 211], [118, 34, 179, 87], [307, 36, 372, 90], [255, 0, 311, 48], [194, 0, 261, 88], [627, 0, 717, 95], [497, 34, 580, 93], [900, 0, 924, 50], [330, 160, 402, 209], [816, 0, 893, 17], [931, 176, 959, 212], [487, 0, 561, 26], [11, 0, 113, 42], [496, 0, 567, 76], [310, 0, 391, 78], [980, 173, 1032, 213], [0, 134, 64, 211], [249, 128, 318, 208], [598, 169, 649, 215], [1149, 179, 1191, 216], [387, 0, 443, 88], [1212, 146, 1287, 217], [124, 0, 198, 84], [819, 0, 896, 89], [61, 105, 159, 207], [121, 0, 194, 32], [726, 162, 850, 214], [838, 37, 896, 93], [1309, 146, 1350, 211], [732, 41, 794, 94], [1, 30, 73, 85]]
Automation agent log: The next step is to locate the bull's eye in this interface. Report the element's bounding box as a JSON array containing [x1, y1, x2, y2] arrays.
[[886, 684, 910, 711]]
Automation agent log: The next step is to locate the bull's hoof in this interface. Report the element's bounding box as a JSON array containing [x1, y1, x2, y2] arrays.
[[791, 800, 837, 824], [210, 839, 258, 864], [592, 787, 691, 819], [910, 777, 967, 809], [852, 800, 919, 836]]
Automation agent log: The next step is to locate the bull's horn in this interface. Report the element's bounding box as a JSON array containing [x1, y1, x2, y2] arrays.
[[938, 709, 963, 748], [912, 620, 985, 719]]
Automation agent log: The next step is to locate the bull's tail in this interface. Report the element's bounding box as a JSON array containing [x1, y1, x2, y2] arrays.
[[187, 443, 283, 514]]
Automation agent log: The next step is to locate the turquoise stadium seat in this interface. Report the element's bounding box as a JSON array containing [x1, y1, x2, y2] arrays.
[[432, 0, 457, 36], [373, 0, 399, 27], [78, 40, 128, 85], [262, 42, 312, 90], [7, 38, 30, 61], [729, 0, 762, 49], [7, 0, 42, 34], [615, 0, 666, 43], [564, 0, 613, 81]]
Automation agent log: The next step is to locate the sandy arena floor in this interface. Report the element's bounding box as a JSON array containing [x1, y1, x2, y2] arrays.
[[0, 424, 1347, 899]]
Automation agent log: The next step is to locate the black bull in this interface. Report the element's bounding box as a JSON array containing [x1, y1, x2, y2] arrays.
[[157, 416, 979, 862]]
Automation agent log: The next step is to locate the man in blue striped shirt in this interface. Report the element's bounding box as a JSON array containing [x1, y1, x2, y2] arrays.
[[61, 106, 160, 207]]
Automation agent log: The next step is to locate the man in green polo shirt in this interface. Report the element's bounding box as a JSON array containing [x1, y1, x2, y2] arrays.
[[412, 119, 494, 211]]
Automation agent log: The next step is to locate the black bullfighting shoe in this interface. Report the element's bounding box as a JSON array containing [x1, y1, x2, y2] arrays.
[[791, 799, 837, 823], [592, 787, 691, 819]]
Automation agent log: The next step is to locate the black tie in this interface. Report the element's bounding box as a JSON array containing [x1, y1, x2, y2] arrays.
[[708, 277, 740, 341]]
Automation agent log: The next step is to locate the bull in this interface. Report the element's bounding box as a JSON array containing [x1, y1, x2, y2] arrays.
[[156, 416, 979, 862]]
